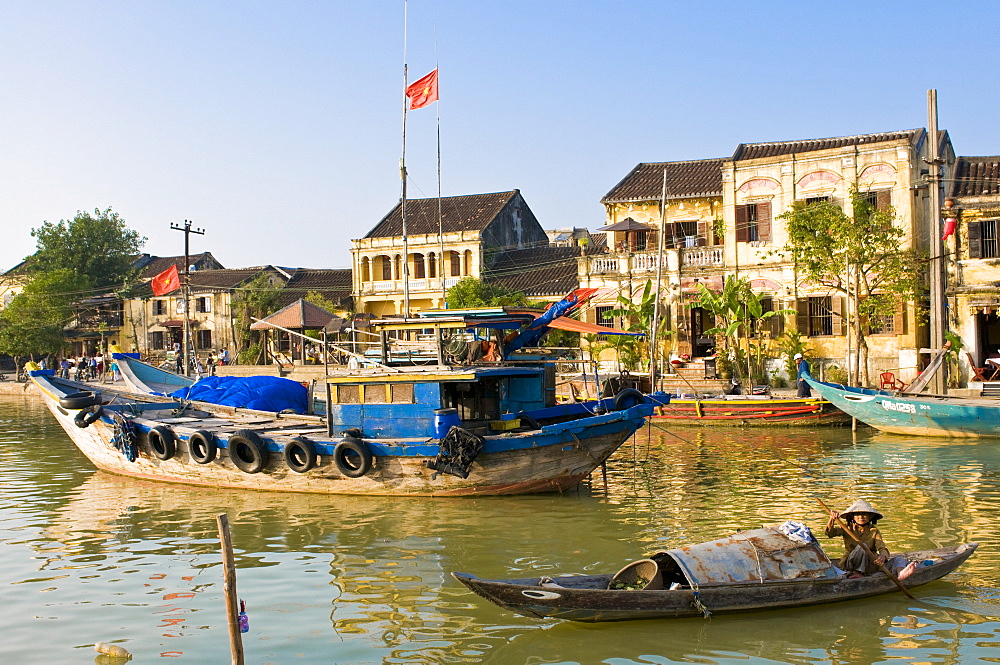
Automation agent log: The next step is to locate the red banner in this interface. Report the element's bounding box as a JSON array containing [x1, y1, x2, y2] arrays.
[[406, 69, 439, 110], [151, 264, 180, 296]]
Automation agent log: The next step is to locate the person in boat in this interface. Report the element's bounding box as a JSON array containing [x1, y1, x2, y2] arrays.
[[825, 499, 917, 579], [795, 353, 811, 397]]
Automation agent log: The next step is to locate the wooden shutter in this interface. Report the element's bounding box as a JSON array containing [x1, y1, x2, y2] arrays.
[[735, 205, 749, 243], [796, 298, 809, 335], [756, 202, 772, 241], [875, 190, 892, 211], [661, 223, 676, 248], [697, 220, 708, 246], [968, 221, 983, 259], [893, 300, 905, 335], [831, 297, 846, 336]]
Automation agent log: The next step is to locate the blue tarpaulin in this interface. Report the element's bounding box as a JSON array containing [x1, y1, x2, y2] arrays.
[[170, 376, 308, 414]]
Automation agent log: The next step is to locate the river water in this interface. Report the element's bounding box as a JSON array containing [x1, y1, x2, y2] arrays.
[[2, 393, 999, 664]]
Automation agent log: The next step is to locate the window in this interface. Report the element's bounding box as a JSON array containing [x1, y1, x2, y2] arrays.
[[149, 331, 165, 350], [798, 296, 845, 337], [196, 330, 212, 349], [866, 299, 904, 336], [735, 202, 771, 242], [152, 300, 166, 316], [860, 190, 892, 212], [195, 297, 211, 313], [805, 196, 829, 205], [596, 306, 615, 327], [413, 254, 426, 279], [176, 299, 185, 314], [969, 219, 1000, 259], [451, 251, 461, 277]]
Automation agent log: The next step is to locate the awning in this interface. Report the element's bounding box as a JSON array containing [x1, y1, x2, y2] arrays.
[[161, 319, 197, 328], [547, 316, 643, 336]]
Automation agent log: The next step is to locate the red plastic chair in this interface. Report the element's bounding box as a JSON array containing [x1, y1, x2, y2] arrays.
[[879, 372, 906, 391]]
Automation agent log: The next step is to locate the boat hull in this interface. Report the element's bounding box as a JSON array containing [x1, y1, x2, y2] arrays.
[[453, 543, 977, 621], [806, 376, 1000, 437], [649, 397, 850, 427], [32, 372, 649, 497]]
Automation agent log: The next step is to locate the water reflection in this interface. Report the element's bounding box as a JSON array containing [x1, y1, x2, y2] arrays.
[[2, 396, 1000, 663]]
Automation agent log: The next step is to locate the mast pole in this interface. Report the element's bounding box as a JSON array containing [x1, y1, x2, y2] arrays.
[[435, 31, 446, 307], [400, 0, 411, 317], [927, 89, 946, 392], [649, 168, 668, 391]]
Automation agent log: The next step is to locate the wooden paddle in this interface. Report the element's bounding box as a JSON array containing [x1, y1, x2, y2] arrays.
[[817, 498, 915, 600]]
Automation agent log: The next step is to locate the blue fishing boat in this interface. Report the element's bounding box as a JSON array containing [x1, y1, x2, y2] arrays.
[[805, 372, 1000, 438], [33, 293, 659, 496]]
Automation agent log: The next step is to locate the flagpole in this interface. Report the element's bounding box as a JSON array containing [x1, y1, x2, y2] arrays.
[[435, 31, 446, 307], [649, 169, 668, 392], [399, 0, 411, 318]]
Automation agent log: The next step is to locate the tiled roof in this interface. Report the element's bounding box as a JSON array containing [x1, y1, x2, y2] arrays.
[[364, 191, 520, 238], [276, 268, 353, 308], [602, 159, 725, 203], [484, 247, 580, 298], [951, 156, 1000, 197], [138, 252, 224, 278], [187, 268, 269, 290], [250, 298, 336, 330], [732, 129, 923, 161]]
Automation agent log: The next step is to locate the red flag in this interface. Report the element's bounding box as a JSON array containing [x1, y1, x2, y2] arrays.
[[942, 217, 957, 239], [406, 69, 438, 110], [151, 264, 180, 296]]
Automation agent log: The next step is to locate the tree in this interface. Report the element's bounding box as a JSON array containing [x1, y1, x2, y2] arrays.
[[693, 276, 792, 385], [0, 269, 91, 369], [27, 207, 146, 289], [602, 279, 672, 373], [446, 277, 527, 309], [776, 188, 923, 386], [231, 273, 281, 364]]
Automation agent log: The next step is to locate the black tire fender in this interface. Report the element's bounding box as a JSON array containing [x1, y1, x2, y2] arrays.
[[188, 429, 217, 464], [148, 425, 177, 460], [515, 412, 542, 430], [74, 405, 104, 428], [60, 391, 101, 409], [283, 436, 317, 473], [228, 429, 268, 474], [613, 388, 645, 411], [334, 437, 373, 478]]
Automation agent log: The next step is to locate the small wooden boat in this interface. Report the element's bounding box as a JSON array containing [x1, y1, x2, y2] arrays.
[[453, 525, 977, 621], [648, 394, 851, 427], [805, 373, 1000, 438]]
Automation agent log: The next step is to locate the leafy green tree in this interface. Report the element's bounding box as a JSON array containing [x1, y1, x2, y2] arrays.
[[0, 269, 91, 370], [232, 273, 281, 364], [776, 188, 922, 386], [446, 277, 527, 309], [602, 280, 672, 372], [27, 207, 145, 289], [304, 290, 338, 315], [693, 276, 792, 384]]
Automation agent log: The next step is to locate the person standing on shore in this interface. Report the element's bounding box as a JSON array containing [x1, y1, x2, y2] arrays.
[[795, 353, 811, 397]]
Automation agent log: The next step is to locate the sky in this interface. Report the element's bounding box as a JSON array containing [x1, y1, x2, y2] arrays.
[[2, 1, 998, 273]]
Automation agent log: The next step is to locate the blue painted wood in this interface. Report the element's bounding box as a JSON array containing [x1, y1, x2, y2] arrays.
[[806, 373, 1000, 438]]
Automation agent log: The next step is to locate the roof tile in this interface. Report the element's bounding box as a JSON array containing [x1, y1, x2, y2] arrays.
[[732, 129, 923, 161], [364, 191, 520, 238], [951, 156, 1000, 197], [602, 159, 725, 203]]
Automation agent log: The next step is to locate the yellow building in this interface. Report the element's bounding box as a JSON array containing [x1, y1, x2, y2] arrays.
[[947, 156, 1000, 381], [352, 190, 551, 316]]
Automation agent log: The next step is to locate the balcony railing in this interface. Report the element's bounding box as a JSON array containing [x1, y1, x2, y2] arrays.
[[362, 277, 463, 295], [681, 247, 724, 267]]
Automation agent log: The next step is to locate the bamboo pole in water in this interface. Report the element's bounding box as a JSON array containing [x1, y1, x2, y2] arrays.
[[217, 514, 245, 665]]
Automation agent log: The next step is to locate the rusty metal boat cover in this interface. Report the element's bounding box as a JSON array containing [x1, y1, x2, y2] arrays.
[[661, 526, 837, 587]]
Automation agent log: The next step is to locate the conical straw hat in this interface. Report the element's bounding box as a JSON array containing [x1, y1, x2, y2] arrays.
[[841, 499, 883, 521]]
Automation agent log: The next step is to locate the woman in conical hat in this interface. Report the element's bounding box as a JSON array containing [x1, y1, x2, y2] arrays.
[[825, 499, 916, 579]]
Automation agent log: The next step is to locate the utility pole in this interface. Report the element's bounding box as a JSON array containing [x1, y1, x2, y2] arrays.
[[926, 90, 947, 393], [170, 220, 205, 377]]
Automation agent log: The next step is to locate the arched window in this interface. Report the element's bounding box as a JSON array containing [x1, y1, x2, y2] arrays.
[[413, 253, 426, 279], [464, 250, 473, 276], [361, 256, 371, 282], [427, 252, 437, 279], [394, 254, 402, 280], [450, 251, 461, 277]]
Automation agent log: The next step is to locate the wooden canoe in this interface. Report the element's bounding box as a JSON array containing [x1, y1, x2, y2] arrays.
[[453, 530, 977, 621]]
